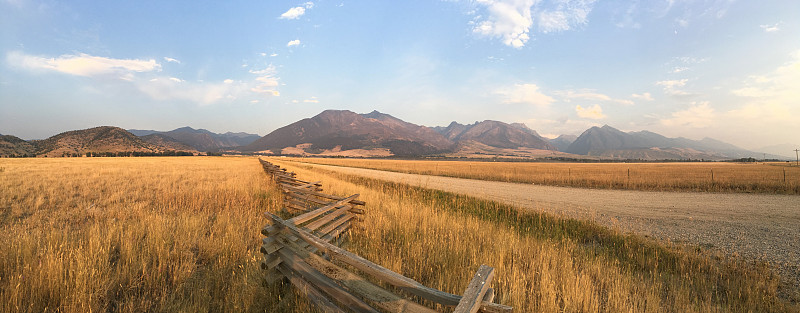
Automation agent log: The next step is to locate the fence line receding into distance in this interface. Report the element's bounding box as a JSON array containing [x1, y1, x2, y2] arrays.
[[258, 158, 513, 313]]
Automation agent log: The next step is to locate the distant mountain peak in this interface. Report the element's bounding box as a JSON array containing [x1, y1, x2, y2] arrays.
[[566, 124, 769, 160]]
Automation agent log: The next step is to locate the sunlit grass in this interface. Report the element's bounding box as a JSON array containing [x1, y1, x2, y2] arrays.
[[2, 156, 796, 312], [283, 158, 800, 194], [0, 157, 318, 313], [272, 158, 798, 312]]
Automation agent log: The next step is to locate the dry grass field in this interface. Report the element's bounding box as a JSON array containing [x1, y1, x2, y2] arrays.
[[0, 157, 318, 313], [2, 156, 797, 312], [282, 158, 800, 194], [271, 159, 798, 312]]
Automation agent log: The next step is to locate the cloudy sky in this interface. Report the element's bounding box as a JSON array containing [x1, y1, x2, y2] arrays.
[[1, 0, 798, 150]]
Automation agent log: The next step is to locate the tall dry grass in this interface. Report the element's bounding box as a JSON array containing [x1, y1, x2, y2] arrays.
[[0, 157, 317, 313], [283, 158, 800, 194], [271, 158, 798, 312]]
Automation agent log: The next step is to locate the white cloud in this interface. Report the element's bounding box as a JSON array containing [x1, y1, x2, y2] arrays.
[[496, 83, 554, 107], [660, 102, 715, 128], [631, 92, 654, 101], [7, 51, 161, 77], [249, 65, 280, 96], [303, 97, 319, 103], [280, 7, 306, 19], [279, 3, 313, 19], [287, 39, 301, 47], [270, 53, 278, 57], [163, 57, 180, 64], [471, 0, 597, 48], [575, 104, 606, 119], [760, 22, 781, 32], [656, 79, 689, 96], [472, 0, 535, 48], [137, 77, 248, 105]]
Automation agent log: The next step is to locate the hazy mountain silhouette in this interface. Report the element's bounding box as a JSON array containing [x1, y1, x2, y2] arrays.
[[549, 134, 578, 152], [566, 125, 783, 160], [128, 127, 260, 151]]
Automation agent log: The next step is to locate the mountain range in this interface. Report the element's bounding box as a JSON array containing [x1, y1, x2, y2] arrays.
[[242, 110, 557, 157], [128, 127, 260, 151], [0, 126, 258, 157], [1, 110, 794, 160], [564, 125, 785, 160]]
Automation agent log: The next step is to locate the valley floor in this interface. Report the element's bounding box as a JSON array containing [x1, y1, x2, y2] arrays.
[[281, 160, 800, 297]]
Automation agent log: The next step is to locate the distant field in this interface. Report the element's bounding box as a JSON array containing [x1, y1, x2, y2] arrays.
[[0, 157, 316, 312], [283, 158, 800, 194]]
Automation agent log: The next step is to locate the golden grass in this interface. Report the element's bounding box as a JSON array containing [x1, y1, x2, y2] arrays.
[[3, 156, 796, 312], [0, 157, 318, 313], [271, 158, 798, 312], [282, 158, 800, 194]]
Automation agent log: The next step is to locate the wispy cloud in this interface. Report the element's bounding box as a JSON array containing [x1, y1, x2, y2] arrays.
[[729, 50, 799, 119], [303, 96, 319, 103], [496, 83, 554, 107], [760, 22, 781, 32], [287, 39, 300, 47], [249, 65, 280, 96], [279, 2, 314, 19], [7, 51, 161, 77], [556, 89, 634, 105], [656, 79, 689, 96], [660, 101, 715, 128], [163, 57, 180, 64], [556, 90, 611, 101], [575, 104, 606, 119], [537, 0, 596, 33], [471, 0, 597, 48], [631, 92, 654, 101], [137, 77, 247, 105]]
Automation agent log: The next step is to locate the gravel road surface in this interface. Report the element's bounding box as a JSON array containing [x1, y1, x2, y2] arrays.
[[287, 161, 800, 289]]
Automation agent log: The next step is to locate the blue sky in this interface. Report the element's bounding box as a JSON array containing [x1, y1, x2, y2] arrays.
[[1, 0, 798, 150]]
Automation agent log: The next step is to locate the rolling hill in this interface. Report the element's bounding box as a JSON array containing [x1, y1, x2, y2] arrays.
[[0, 134, 36, 157], [32, 126, 160, 157]]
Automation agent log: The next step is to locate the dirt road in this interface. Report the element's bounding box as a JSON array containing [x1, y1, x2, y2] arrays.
[[287, 161, 800, 288]]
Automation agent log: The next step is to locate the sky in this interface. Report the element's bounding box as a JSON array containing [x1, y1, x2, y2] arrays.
[[0, 0, 798, 150]]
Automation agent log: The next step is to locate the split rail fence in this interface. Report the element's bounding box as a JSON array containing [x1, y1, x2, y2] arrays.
[[258, 159, 513, 313]]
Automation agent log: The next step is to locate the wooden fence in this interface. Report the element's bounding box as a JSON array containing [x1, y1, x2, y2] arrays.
[[259, 159, 513, 313]]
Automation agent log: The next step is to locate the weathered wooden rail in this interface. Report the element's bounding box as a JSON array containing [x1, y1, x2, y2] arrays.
[[259, 158, 512, 313]]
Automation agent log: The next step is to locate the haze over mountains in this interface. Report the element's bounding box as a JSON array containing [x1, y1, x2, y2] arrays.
[[128, 127, 260, 151], [1, 109, 794, 160]]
